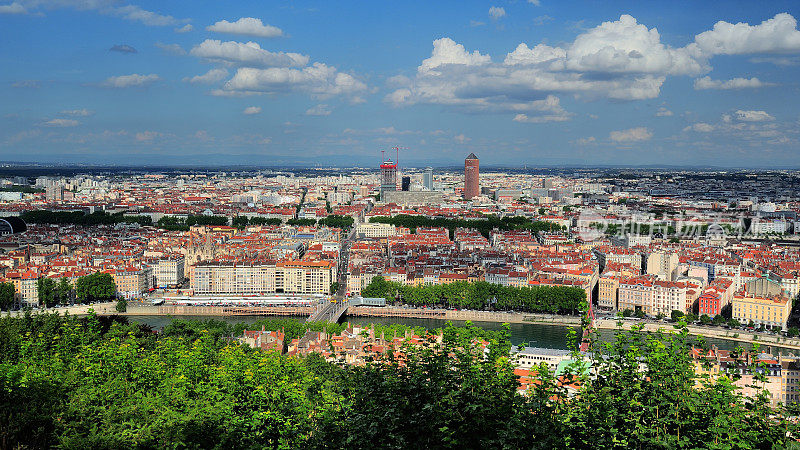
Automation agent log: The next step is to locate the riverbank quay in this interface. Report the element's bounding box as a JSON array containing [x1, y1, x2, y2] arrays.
[[116, 304, 584, 326], [328, 306, 583, 326], [2, 302, 116, 317], [595, 319, 800, 352], [121, 305, 314, 317]]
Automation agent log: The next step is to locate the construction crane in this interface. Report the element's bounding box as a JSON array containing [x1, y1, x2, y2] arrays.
[[391, 146, 408, 166]]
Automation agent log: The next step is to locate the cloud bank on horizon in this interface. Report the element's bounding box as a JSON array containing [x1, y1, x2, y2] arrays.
[[1, 1, 799, 167]]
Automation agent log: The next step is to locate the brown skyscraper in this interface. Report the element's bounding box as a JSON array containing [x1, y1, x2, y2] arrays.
[[464, 153, 479, 200]]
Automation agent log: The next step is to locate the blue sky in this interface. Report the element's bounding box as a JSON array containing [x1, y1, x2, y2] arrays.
[[1, 1, 800, 168]]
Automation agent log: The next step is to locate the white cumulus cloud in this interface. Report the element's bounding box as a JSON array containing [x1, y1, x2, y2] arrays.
[[513, 113, 570, 123], [655, 107, 673, 117], [155, 42, 186, 55], [610, 127, 652, 142], [565, 14, 705, 76], [207, 17, 283, 38], [190, 39, 308, 68], [418, 38, 491, 76], [384, 13, 800, 117], [306, 104, 332, 116], [693, 76, 773, 90], [735, 110, 774, 122], [42, 118, 79, 127], [386, 14, 714, 115], [222, 63, 367, 99], [101, 73, 159, 88], [183, 68, 228, 84], [109, 4, 180, 26], [0, 2, 27, 14], [59, 109, 93, 117], [683, 122, 715, 132], [175, 24, 193, 33], [510, 95, 572, 122], [0, 1, 186, 25], [694, 13, 800, 55], [489, 6, 505, 20], [243, 106, 261, 115], [504, 43, 565, 66]]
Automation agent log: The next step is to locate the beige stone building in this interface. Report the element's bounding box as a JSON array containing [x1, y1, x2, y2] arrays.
[[192, 260, 334, 295], [731, 278, 791, 330]]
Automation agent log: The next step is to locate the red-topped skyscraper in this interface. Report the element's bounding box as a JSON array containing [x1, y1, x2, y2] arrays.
[[464, 153, 479, 200], [380, 158, 397, 200]]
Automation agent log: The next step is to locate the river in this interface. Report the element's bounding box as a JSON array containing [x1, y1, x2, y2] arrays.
[[123, 314, 792, 353]]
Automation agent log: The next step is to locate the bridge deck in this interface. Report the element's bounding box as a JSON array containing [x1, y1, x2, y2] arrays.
[[306, 301, 348, 323]]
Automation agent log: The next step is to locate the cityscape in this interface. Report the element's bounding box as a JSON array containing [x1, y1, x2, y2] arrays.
[[3, 1, 800, 448]]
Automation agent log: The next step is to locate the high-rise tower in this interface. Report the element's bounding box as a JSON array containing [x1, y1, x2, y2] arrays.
[[401, 176, 411, 191], [380, 158, 397, 200], [464, 153, 479, 200], [423, 167, 433, 191]]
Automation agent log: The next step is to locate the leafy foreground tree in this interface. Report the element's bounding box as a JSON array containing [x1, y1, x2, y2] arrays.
[[0, 281, 15, 311], [74, 272, 116, 304], [565, 323, 793, 449], [0, 314, 797, 449], [37, 277, 57, 308], [55, 277, 73, 305]]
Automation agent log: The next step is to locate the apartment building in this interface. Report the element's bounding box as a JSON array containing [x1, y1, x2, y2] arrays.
[[697, 278, 734, 316], [594, 246, 643, 273], [645, 251, 678, 281], [618, 275, 655, 314], [5, 269, 38, 306], [597, 263, 639, 310], [153, 257, 185, 288], [355, 222, 397, 238], [277, 260, 334, 295], [110, 266, 153, 299], [192, 260, 334, 295], [651, 280, 688, 316], [598, 273, 620, 310], [732, 292, 791, 330]]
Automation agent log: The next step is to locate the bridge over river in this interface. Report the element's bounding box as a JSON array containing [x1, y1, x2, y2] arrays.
[[306, 301, 349, 322]]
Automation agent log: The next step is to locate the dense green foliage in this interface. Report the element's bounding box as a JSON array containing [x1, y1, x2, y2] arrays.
[[35, 277, 75, 309], [55, 277, 72, 305], [156, 214, 228, 231], [0, 313, 795, 448], [369, 214, 565, 238], [317, 214, 354, 229], [36, 277, 56, 308], [162, 317, 350, 343], [281, 215, 355, 229], [74, 272, 116, 303], [361, 276, 587, 314], [20, 210, 153, 226], [286, 218, 317, 227], [232, 216, 283, 229], [571, 324, 791, 448], [0, 282, 15, 310]]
